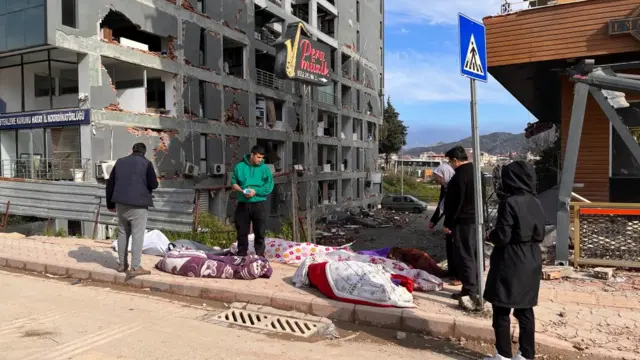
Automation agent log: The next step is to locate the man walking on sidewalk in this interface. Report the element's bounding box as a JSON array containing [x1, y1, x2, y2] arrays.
[[231, 145, 274, 257], [106, 142, 159, 276], [443, 146, 480, 311]]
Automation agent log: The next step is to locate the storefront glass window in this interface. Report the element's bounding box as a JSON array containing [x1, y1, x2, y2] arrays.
[[0, 130, 16, 177], [0, 1, 46, 53]]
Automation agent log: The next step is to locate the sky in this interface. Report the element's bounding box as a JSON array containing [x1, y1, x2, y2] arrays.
[[383, 0, 534, 148]]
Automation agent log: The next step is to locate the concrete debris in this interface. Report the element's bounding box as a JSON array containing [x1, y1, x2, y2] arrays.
[[542, 266, 575, 280], [593, 267, 615, 280]]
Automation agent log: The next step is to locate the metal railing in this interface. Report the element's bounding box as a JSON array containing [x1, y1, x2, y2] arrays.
[[0, 158, 91, 181], [500, 0, 559, 14], [317, 91, 338, 106], [571, 202, 640, 269], [254, 29, 278, 45], [256, 69, 285, 90]]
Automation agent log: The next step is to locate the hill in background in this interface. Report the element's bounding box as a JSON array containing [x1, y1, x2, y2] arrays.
[[402, 131, 552, 156]]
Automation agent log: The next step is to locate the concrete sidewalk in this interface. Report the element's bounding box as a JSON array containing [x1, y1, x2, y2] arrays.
[[1, 234, 639, 359]]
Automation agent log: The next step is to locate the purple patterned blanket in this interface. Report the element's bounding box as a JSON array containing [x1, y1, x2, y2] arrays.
[[155, 249, 273, 280]]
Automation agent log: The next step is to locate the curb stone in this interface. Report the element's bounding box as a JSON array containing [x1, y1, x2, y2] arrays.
[[0, 259, 634, 358]]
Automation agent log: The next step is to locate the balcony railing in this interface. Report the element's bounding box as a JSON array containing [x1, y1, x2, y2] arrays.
[[0, 158, 91, 181], [256, 69, 285, 90], [318, 91, 338, 106], [500, 0, 558, 14], [254, 29, 278, 46]]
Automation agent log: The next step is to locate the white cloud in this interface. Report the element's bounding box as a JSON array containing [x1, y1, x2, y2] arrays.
[[400, 28, 409, 34], [384, 0, 501, 26], [384, 50, 513, 104]]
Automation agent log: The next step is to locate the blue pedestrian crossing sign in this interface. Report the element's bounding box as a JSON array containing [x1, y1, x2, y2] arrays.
[[458, 13, 488, 82]]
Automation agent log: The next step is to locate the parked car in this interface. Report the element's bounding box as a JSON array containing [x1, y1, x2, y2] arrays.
[[381, 195, 428, 213]]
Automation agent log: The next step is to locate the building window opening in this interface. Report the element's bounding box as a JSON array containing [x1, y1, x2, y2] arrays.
[[291, 3, 309, 23], [61, 0, 77, 28], [356, 0, 360, 22], [256, 139, 284, 172], [256, 96, 285, 130], [103, 57, 175, 115], [100, 10, 165, 53], [318, 9, 336, 37], [341, 52, 352, 77], [254, 8, 283, 46], [292, 142, 304, 168], [256, 53, 284, 90], [199, 134, 207, 172], [199, 28, 206, 66], [196, 0, 205, 13], [223, 38, 245, 79]]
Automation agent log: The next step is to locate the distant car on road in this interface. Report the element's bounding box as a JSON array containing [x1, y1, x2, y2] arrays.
[[381, 195, 428, 213]]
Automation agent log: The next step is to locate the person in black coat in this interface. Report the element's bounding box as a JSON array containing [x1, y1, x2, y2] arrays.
[[483, 160, 545, 360], [443, 146, 479, 309]]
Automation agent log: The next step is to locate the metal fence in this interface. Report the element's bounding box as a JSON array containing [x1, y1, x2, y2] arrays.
[[0, 158, 90, 181], [571, 202, 640, 269], [256, 69, 285, 90], [0, 179, 195, 233]]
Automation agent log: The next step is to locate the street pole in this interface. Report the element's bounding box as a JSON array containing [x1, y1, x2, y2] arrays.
[[303, 84, 315, 243], [400, 159, 404, 196], [469, 78, 485, 307]]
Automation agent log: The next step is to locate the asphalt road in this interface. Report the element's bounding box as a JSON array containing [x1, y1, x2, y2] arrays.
[[0, 269, 478, 360]]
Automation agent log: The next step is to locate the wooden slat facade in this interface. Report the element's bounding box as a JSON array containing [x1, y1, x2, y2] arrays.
[[485, 0, 640, 67], [560, 77, 610, 202]]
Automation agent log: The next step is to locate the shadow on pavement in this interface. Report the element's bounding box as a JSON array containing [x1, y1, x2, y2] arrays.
[[67, 246, 119, 270]]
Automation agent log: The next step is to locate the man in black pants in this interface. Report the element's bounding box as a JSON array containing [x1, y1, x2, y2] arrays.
[[443, 146, 480, 311], [231, 145, 274, 257]]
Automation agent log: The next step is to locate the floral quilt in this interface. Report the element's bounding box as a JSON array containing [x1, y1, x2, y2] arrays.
[[155, 249, 272, 280], [229, 238, 354, 265]]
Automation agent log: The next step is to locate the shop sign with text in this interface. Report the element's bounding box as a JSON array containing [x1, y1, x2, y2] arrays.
[[609, 6, 640, 41], [275, 22, 331, 86], [0, 109, 91, 130]]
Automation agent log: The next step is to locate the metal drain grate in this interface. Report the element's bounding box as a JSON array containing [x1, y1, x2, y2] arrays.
[[206, 309, 322, 338]]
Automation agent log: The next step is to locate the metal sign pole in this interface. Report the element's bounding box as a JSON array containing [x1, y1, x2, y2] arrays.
[[469, 78, 485, 307]]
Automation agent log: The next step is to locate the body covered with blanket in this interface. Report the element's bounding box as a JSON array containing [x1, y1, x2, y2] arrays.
[[156, 249, 272, 280]]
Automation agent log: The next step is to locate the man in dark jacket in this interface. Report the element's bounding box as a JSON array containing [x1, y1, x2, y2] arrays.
[[106, 143, 159, 276], [231, 145, 274, 257], [483, 161, 545, 360], [442, 146, 479, 310]]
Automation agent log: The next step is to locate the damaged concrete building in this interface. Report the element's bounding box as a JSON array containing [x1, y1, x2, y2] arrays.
[[0, 0, 384, 233]]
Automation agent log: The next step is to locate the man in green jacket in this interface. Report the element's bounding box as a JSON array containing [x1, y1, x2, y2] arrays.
[[231, 145, 275, 257]]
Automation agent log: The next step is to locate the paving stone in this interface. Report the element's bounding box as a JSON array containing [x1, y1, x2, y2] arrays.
[[270, 292, 313, 313], [354, 305, 403, 330], [68, 268, 91, 280], [6, 258, 25, 270], [24, 260, 46, 273], [453, 317, 494, 342], [310, 298, 355, 322], [170, 283, 203, 298], [201, 284, 238, 303], [402, 309, 455, 337], [90, 270, 117, 283], [234, 288, 274, 306]]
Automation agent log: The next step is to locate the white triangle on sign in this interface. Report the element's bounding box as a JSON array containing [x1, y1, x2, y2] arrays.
[[463, 34, 484, 76]]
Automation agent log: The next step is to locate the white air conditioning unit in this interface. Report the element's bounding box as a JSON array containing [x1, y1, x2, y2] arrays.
[[209, 163, 225, 176], [184, 162, 199, 177], [96, 160, 116, 180]]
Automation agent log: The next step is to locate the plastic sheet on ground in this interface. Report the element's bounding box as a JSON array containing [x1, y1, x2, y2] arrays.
[[111, 229, 170, 256], [229, 238, 354, 265], [292, 250, 444, 292]]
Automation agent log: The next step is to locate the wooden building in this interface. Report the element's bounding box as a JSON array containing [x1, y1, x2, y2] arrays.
[[484, 0, 640, 202]]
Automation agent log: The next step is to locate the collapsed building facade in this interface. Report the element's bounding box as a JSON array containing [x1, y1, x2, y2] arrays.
[[0, 0, 384, 234]]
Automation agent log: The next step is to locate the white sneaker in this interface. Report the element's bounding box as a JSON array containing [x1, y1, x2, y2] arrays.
[[512, 351, 531, 360], [482, 353, 510, 360]]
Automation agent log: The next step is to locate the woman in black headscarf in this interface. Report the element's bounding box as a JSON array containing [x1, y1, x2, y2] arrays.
[[483, 161, 545, 360]]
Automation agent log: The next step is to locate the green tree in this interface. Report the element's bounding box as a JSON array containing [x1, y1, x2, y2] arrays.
[[379, 97, 408, 167]]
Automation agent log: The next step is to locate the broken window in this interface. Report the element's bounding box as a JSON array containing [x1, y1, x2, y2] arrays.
[[103, 57, 175, 115], [318, 7, 336, 37], [223, 38, 245, 79], [256, 53, 284, 90], [341, 52, 351, 77], [198, 81, 205, 117], [256, 139, 284, 172], [100, 10, 165, 53], [61, 0, 77, 28], [254, 6, 283, 45]]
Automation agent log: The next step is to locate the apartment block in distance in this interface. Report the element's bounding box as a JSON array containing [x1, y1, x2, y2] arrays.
[[0, 0, 384, 234]]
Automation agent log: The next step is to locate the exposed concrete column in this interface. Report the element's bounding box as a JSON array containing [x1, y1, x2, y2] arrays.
[[77, 53, 102, 182], [309, 0, 318, 29]]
